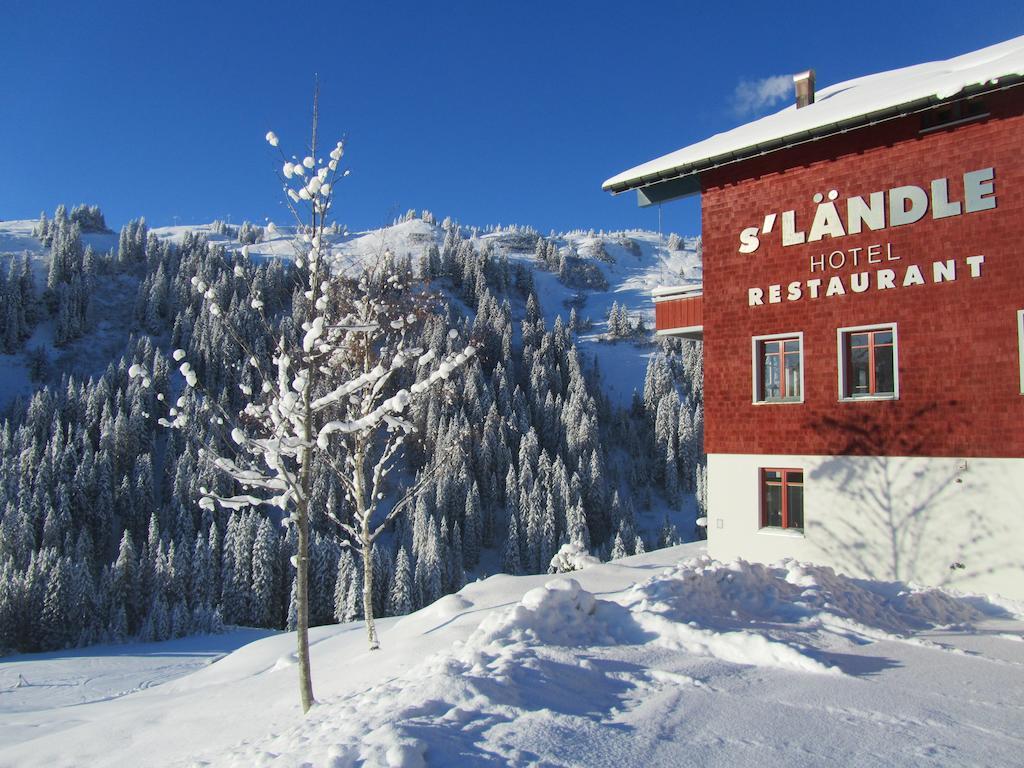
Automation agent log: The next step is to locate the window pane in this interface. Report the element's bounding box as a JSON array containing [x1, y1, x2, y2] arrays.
[[763, 470, 782, 483], [874, 331, 893, 346], [786, 484, 804, 529], [850, 332, 869, 348], [784, 351, 801, 399], [763, 341, 780, 354], [849, 346, 870, 395], [764, 484, 783, 527], [783, 339, 800, 353], [874, 343, 895, 394], [763, 349, 781, 399]]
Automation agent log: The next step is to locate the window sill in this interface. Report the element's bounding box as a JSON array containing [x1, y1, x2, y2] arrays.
[[839, 394, 898, 403], [757, 527, 805, 538], [753, 399, 804, 406]]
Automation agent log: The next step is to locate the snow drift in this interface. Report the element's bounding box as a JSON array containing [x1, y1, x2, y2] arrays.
[[208, 551, 1019, 767]]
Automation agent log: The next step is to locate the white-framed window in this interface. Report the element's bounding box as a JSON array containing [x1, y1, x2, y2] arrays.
[[1018, 309, 1024, 395], [837, 323, 898, 401], [752, 332, 804, 404], [760, 468, 804, 530]]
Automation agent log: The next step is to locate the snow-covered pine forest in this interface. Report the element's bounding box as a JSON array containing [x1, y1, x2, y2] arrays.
[[0, 205, 705, 654]]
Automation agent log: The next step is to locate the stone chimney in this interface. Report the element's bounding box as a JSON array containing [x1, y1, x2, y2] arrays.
[[794, 70, 815, 109]]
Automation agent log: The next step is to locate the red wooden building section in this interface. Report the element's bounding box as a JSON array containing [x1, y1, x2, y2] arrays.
[[605, 36, 1024, 600]]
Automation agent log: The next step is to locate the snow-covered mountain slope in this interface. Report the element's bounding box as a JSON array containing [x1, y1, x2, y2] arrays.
[[0, 216, 699, 410], [159, 217, 702, 405], [2, 543, 1021, 767], [0, 220, 131, 408]]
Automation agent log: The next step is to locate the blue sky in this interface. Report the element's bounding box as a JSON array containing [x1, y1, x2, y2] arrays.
[[2, 1, 1021, 237]]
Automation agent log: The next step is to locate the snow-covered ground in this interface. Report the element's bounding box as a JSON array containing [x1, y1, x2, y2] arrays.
[[0, 629, 275, 718], [2, 542, 1022, 767]]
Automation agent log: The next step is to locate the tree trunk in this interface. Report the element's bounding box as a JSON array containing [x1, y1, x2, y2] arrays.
[[362, 520, 379, 650], [295, 99, 321, 712], [295, 502, 316, 712], [354, 442, 380, 650]]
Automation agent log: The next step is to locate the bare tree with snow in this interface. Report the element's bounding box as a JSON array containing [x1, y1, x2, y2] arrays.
[[136, 90, 474, 713]]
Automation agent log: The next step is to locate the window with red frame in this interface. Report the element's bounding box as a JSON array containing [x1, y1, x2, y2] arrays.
[[761, 469, 803, 530], [843, 328, 895, 398], [757, 337, 801, 401]]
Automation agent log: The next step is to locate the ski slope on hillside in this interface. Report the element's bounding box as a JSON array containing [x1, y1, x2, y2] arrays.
[[0, 217, 701, 410], [0, 220, 132, 408], [152, 217, 702, 404], [1, 543, 1021, 767], [311, 220, 701, 405]]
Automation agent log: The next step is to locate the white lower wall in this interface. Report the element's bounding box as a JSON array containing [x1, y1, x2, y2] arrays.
[[706, 452, 1024, 601]]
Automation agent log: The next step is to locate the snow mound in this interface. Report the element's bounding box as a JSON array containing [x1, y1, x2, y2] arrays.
[[626, 555, 992, 638], [637, 611, 839, 675], [424, 593, 473, 619], [220, 570, 875, 764], [12, 546, 1022, 768], [220, 579, 634, 766], [466, 577, 609, 648], [548, 542, 601, 574], [270, 652, 298, 672]]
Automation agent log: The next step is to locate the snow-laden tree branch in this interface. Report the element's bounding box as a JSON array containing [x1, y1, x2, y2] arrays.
[[131, 100, 474, 710]]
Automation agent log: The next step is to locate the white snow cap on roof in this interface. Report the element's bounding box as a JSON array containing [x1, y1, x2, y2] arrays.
[[604, 35, 1024, 192]]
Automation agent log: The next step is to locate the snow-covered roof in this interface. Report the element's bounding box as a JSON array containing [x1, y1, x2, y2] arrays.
[[603, 35, 1024, 196]]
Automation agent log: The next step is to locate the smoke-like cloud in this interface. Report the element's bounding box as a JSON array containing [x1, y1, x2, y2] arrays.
[[732, 74, 793, 117]]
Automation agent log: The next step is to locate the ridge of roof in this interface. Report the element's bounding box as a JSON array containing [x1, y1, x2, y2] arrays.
[[603, 35, 1024, 196]]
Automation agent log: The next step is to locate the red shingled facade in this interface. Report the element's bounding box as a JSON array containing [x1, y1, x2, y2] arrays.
[[695, 88, 1024, 459]]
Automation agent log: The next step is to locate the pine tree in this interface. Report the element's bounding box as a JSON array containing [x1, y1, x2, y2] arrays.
[[642, 355, 673, 418], [415, 521, 443, 607], [387, 547, 413, 616], [654, 391, 680, 478], [370, 543, 390, 621], [502, 507, 522, 575], [1, 265, 22, 353], [540, 492, 557, 571], [564, 501, 590, 550], [41, 557, 72, 649], [658, 513, 682, 548], [343, 570, 363, 623], [286, 576, 299, 631], [333, 550, 356, 623], [463, 481, 482, 568], [610, 531, 628, 560], [191, 529, 211, 609], [153, 595, 171, 641], [448, 521, 466, 592], [678, 405, 697, 491], [111, 530, 138, 634], [250, 518, 278, 628], [665, 442, 680, 504], [695, 463, 708, 520]]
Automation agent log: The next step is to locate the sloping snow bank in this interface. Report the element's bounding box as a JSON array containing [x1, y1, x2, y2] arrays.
[[626, 555, 992, 635], [5, 544, 1020, 767], [218, 554, 1017, 767]]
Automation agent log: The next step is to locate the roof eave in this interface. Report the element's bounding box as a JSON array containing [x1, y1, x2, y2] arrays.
[[601, 102, 922, 200], [603, 77, 1024, 204]]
